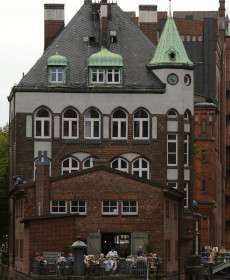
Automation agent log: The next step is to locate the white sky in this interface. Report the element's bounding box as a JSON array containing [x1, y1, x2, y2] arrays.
[[0, 0, 226, 126]]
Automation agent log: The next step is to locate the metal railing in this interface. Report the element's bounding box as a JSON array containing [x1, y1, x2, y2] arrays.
[[31, 256, 165, 278]]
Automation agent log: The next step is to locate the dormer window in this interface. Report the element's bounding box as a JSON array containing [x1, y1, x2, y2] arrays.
[[88, 48, 123, 85], [47, 53, 68, 85], [49, 67, 65, 83]]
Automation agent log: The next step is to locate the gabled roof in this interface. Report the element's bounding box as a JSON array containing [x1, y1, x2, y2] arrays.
[[149, 16, 194, 69], [88, 48, 123, 67], [16, 2, 165, 92]]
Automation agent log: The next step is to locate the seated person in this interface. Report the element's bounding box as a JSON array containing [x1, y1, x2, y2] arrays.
[[106, 248, 118, 258]]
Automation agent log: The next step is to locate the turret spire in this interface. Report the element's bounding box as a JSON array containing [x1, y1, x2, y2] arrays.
[[169, 0, 172, 18]]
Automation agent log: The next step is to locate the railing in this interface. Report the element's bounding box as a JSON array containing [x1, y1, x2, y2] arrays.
[[31, 256, 165, 278], [200, 252, 230, 264]]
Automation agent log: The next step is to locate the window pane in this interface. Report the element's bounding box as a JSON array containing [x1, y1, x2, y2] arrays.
[[112, 160, 118, 169], [134, 121, 140, 138], [44, 121, 50, 136], [168, 154, 176, 164], [121, 159, 127, 169], [142, 160, 147, 168], [94, 121, 100, 137], [37, 109, 49, 117], [168, 143, 176, 153], [134, 110, 148, 118], [168, 135, 177, 140], [64, 110, 77, 118], [114, 73, 119, 82], [142, 171, 148, 179], [113, 110, 126, 118], [99, 72, 104, 82], [90, 110, 99, 118], [133, 160, 139, 168], [72, 159, 78, 168], [58, 71, 63, 82], [92, 72, 97, 82], [63, 159, 69, 168], [142, 121, 149, 137], [63, 121, 69, 137], [112, 122, 118, 137], [85, 121, 91, 137], [108, 72, 113, 82], [36, 121, 42, 136], [72, 121, 78, 137], [133, 171, 139, 177], [121, 122, 126, 137]]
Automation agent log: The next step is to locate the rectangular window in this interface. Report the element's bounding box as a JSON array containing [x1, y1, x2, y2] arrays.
[[102, 200, 118, 215], [167, 182, 178, 189], [70, 200, 87, 215], [112, 120, 127, 139], [50, 200, 67, 214], [35, 119, 50, 138], [167, 134, 177, 166], [90, 68, 105, 84], [121, 201, 138, 215], [184, 183, 189, 208], [49, 67, 65, 83], [107, 69, 120, 84], [184, 134, 189, 167]]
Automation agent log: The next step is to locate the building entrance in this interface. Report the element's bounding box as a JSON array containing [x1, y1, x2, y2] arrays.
[[101, 233, 131, 257]]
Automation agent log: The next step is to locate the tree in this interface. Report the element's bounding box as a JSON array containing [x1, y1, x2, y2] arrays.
[[0, 126, 8, 247]]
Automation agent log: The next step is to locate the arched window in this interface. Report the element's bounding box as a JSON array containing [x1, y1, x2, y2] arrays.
[[83, 157, 94, 170], [184, 112, 189, 121], [132, 158, 149, 179], [62, 109, 79, 139], [111, 109, 127, 139], [133, 109, 149, 139], [84, 109, 101, 139], [167, 109, 178, 119], [35, 108, 51, 138], [61, 158, 79, 175], [111, 158, 128, 173]]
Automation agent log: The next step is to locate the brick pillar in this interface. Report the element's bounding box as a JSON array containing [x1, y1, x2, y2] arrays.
[[44, 4, 65, 50], [35, 151, 50, 216]]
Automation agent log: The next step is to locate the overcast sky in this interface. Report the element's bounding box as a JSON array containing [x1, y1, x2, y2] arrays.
[[0, 0, 226, 126]]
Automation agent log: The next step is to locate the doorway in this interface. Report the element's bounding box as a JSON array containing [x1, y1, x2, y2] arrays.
[[101, 233, 131, 257]]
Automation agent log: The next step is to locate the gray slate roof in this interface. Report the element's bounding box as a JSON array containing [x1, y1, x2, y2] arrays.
[[18, 3, 165, 91]]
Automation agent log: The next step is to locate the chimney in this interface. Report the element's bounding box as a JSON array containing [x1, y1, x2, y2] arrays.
[[44, 4, 65, 50], [139, 5, 158, 44], [219, 0, 225, 17], [99, 0, 111, 46], [35, 151, 50, 216]]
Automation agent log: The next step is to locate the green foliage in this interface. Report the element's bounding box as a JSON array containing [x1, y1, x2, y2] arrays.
[[0, 125, 8, 194], [0, 126, 8, 244]]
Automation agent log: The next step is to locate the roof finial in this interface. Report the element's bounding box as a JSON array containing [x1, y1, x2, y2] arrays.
[[169, 0, 172, 18]]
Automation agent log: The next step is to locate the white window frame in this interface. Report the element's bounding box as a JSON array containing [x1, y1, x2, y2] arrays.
[[34, 109, 51, 139], [49, 67, 65, 84], [50, 200, 67, 214], [121, 200, 138, 215], [62, 110, 79, 139], [132, 158, 150, 179], [184, 183, 189, 209], [111, 110, 128, 140], [84, 110, 101, 139], [61, 158, 79, 175], [111, 158, 129, 173], [70, 200, 87, 215], [90, 68, 105, 84], [107, 68, 121, 84], [83, 157, 94, 170], [167, 182, 178, 189], [167, 134, 178, 166], [184, 112, 190, 121], [184, 134, 189, 167], [102, 200, 118, 215], [133, 110, 149, 140]]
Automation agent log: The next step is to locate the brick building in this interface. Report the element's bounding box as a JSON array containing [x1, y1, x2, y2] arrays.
[[8, 0, 197, 278], [128, 0, 227, 250]]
